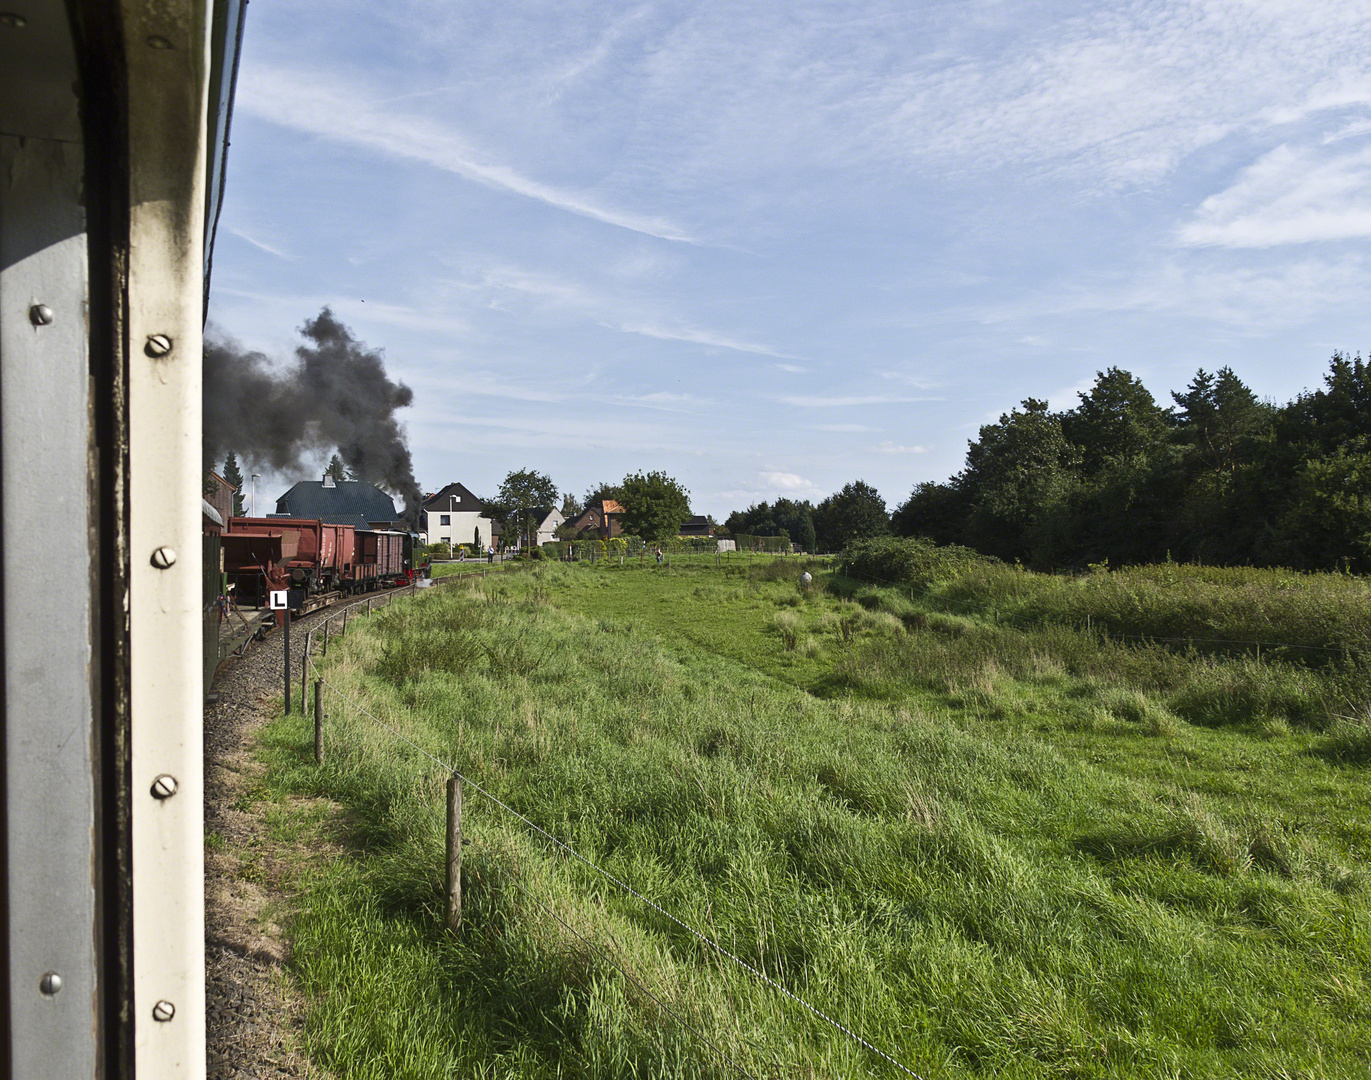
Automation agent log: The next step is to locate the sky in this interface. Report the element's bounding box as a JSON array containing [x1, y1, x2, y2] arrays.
[[206, 0, 1371, 522]]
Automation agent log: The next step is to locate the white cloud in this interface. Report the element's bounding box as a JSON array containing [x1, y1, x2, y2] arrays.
[[867, 1, 1371, 189], [238, 65, 697, 243], [1178, 140, 1371, 248], [758, 471, 815, 492], [227, 227, 292, 259], [444, 263, 796, 359], [779, 394, 934, 407], [870, 441, 927, 454], [614, 321, 798, 359], [608, 391, 715, 412]]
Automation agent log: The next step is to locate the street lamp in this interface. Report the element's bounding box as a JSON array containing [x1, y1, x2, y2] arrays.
[[251, 473, 260, 517]]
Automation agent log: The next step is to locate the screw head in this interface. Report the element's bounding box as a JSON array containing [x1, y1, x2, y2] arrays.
[[152, 1000, 176, 1022], [0, 13, 29, 28], [39, 971, 62, 996], [144, 334, 173, 357], [29, 304, 53, 326], [150, 546, 177, 569], [151, 774, 178, 800], [146, 35, 173, 50]]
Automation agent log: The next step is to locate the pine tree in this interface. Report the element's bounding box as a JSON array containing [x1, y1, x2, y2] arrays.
[[222, 452, 245, 516], [325, 453, 347, 482]]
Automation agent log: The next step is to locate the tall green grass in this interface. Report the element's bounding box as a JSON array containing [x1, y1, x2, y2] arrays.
[[843, 537, 1371, 664], [255, 559, 1371, 1078]]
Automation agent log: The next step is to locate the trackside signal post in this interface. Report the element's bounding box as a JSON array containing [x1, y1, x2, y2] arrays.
[[271, 590, 292, 711]]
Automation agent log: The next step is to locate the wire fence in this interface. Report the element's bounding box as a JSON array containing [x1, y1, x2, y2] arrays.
[[280, 553, 1357, 1074], [296, 573, 926, 1080]]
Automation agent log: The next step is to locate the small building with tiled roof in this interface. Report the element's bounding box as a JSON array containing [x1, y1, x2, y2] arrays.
[[275, 475, 398, 530], [678, 515, 712, 538], [565, 500, 624, 540]]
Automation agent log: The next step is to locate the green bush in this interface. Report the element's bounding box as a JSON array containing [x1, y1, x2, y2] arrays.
[[841, 536, 998, 591]]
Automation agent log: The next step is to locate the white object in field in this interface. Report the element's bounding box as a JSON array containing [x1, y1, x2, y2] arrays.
[[800, 572, 813, 587]]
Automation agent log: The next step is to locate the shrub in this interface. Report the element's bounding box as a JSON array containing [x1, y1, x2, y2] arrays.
[[841, 536, 997, 591], [770, 609, 803, 651]]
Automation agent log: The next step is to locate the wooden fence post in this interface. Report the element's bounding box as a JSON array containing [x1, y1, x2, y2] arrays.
[[313, 679, 323, 764], [301, 630, 310, 714], [445, 774, 462, 933], [367, 597, 372, 617], [322, 619, 329, 656], [343, 607, 349, 634]]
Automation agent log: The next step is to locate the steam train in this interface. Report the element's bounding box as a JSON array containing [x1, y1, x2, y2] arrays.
[[221, 516, 421, 605]]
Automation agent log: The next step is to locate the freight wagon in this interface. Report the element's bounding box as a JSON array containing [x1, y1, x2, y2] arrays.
[[223, 516, 353, 602], [352, 528, 409, 590]]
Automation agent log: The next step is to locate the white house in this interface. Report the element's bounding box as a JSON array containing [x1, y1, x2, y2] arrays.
[[421, 482, 492, 553], [503, 506, 566, 550], [531, 506, 565, 546]]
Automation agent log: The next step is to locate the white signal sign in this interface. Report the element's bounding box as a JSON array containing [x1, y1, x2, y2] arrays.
[[268, 590, 289, 610]]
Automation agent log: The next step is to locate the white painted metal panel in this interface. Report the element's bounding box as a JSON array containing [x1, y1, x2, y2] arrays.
[[123, 3, 212, 1075]]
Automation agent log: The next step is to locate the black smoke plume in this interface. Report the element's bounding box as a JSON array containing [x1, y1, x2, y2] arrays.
[[203, 307, 422, 523]]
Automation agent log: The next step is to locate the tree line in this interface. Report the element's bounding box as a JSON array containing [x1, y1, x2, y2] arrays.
[[893, 353, 1371, 571], [723, 353, 1371, 572]]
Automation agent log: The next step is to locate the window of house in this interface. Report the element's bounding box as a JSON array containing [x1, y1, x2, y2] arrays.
[[439, 514, 451, 526]]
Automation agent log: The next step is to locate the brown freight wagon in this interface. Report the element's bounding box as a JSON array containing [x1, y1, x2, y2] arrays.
[[352, 529, 407, 590], [223, 517, 355, 602]]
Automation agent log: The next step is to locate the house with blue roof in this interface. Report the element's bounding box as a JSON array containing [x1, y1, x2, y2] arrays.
[[274, 475, 402, 530]]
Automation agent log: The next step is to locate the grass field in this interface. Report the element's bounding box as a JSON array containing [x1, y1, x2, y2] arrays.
[[251, 553, 1371, 1078]]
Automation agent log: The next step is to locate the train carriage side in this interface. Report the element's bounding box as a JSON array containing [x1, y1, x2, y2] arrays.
[[354, 528, 410, 588]]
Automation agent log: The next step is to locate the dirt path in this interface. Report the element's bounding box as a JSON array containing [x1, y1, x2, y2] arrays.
[[204, 612, 329, 1079]]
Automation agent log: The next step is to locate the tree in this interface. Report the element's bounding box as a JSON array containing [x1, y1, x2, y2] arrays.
[[955, 399, 1079, 561], [222, 452, 246, 516], [497, 468, 559, 549], [725, 501, 777, 538], [584, 481, 624, 509], [1172, 366, 1271, 477], [1279, 351, 1371, 454], [1275, 447, 1371, 571], [814, 481, 889, 551], [618, 471, 691, 544], [560, 491, 583, 519], [892, 481, 968, 545], [1062, 367, 1169, 477], [772, 498, 816, 552], [324, 453, 347, 482]]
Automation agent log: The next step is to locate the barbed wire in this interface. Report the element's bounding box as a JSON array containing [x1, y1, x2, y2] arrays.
[[305, 600, 924, 1080], [498, 852, 760, 1080]]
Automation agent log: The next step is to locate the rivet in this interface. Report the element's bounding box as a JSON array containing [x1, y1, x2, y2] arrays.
[[144, 334, 172, 357], [0, 13, 28, 28], [152, 1000, 176, 1022], [146, 35, 173, 50], [39, 972, 62, 996], [151, 546, 177, 569], [151, 774, 178, 800], [29, 304, 53, 326]]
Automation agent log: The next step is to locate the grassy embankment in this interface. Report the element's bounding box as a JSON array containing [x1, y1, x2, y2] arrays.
[[249, 549, 1371, 1078]]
